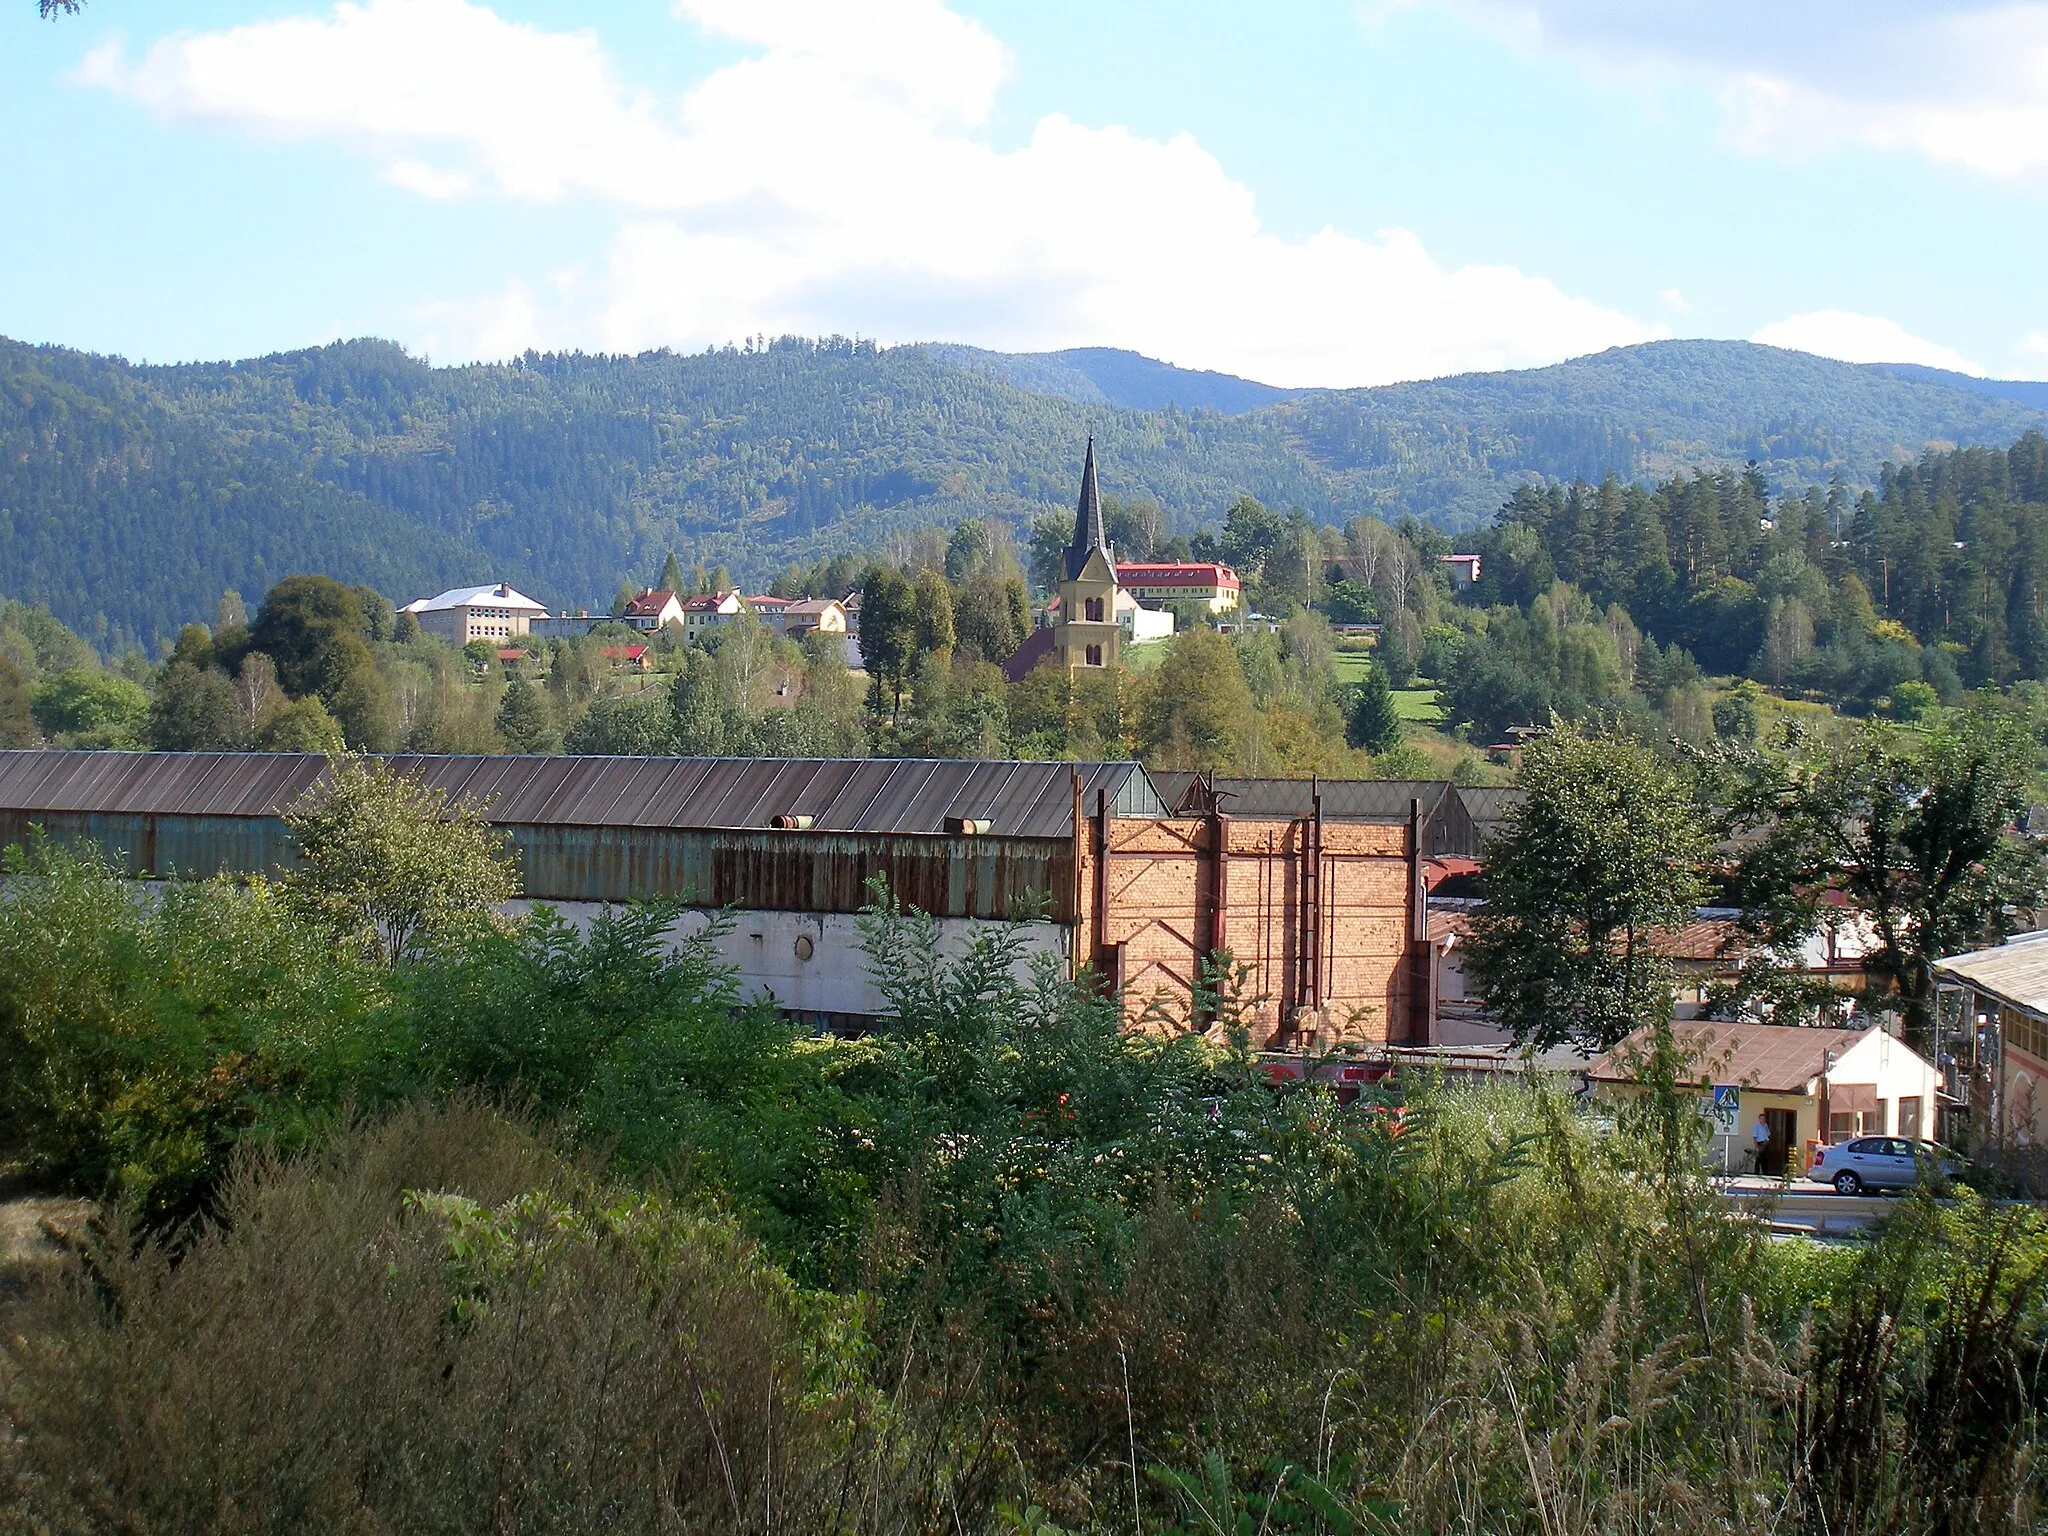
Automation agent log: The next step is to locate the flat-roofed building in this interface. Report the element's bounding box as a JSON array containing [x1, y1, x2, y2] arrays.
[[401, 583, 548, 645], [1933, 936, 2048, 1146], [1114, 561, 1242, 613]]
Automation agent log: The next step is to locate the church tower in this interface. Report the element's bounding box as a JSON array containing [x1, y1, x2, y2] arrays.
[[1055, 437, 1121, 671]]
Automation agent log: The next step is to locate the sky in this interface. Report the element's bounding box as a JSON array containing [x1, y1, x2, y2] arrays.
[[6, 0, 2048, 387]]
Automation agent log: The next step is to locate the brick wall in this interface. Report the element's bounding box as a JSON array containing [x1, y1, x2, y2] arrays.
[[1078, 814, 1420, 1047]]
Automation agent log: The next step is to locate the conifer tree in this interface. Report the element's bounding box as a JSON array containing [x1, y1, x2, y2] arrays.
[[494, 670, 552, 754], [1346, 664, 1401, 754]]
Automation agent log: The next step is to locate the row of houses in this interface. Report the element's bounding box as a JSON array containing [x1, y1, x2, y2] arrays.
[[400, 584, 856, 647]]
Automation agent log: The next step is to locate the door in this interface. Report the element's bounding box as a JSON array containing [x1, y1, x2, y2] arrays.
[[1761, 1108, 1797, 1176], [1898, 1096, 1922, 1140]]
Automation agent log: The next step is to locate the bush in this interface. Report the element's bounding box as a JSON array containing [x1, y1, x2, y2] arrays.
[[0, 1105, 948, 1536]]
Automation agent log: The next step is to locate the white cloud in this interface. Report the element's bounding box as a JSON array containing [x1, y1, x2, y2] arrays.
[[81, 0, 1661, 384], [1440, 2, 2048, 181], [1749, 310, 1984, 374], [1659, 287, 1688, 313]]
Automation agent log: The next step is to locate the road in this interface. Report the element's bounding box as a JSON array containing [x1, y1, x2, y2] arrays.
[[1720, 1177, 1915, 1236]]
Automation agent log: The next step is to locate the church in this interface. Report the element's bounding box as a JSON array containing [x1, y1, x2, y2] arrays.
[[1005, 439, 1190, 680]]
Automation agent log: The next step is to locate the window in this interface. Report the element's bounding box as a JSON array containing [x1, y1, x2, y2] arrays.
[[2005, 1005, 2048, 1063], [1875, 1099, 1889, 1134], [1899, 1096, 1922, 1138], [1084, 597, 1105, 622], [1085, 645, 1103, 667]]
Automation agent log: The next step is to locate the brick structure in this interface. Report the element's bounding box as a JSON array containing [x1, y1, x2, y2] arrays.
[[1073, 786, 1431, 1048]]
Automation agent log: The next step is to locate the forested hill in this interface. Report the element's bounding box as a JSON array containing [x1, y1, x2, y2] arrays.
[[1279, 341, 2048, 527], [3, 331, 2044, 651]]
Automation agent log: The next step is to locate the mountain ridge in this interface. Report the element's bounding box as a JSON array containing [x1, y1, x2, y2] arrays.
[[2, 332, 2043, 651]]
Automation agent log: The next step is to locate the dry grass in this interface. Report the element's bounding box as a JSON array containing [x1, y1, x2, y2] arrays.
[[0, 1104, 988, 1536]]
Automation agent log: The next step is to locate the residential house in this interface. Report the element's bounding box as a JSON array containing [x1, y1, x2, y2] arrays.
[[777, 597, 847, 638], [402, 582, 548, 645], [1588, 1019, 1943, 1173], [1438, 553, 1482, 589], [601, 645, 652, 672], [623, 589, 690, 632]]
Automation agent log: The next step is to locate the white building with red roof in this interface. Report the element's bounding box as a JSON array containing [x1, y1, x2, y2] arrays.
[[1114, 561, 1241, 613]]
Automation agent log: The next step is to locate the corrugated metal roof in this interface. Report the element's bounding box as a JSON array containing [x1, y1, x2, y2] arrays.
[[0, 752, 1164, 840], [1149, 773, 1454, 823], [1934, 935, 2048, 1017], [1588, 1021, 1883, 1093], [1456, 785, 1526, 838]]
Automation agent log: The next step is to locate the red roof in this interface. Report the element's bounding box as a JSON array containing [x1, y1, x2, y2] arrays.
[[495, 647, 527, 662], [601, 644, 649, 662], [677, 594, 723, 613], [1115, 562, 1241, 587], [1000, 624, 1058, 683], [624, 589, 680, 616], [745, 594, 792, 609]]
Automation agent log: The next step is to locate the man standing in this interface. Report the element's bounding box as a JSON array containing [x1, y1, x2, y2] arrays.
[[1751, 1112, 1773, 1175]]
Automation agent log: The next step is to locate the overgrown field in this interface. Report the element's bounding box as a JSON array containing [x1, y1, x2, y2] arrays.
[[0, 831, 2043, 1533]]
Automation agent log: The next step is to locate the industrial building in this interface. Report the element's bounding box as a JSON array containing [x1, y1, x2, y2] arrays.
[[0, 751, 1490, 1045]]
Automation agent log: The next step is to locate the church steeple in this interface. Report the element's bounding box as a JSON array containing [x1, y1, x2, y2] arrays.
[[1063, 437, 1113, 581]]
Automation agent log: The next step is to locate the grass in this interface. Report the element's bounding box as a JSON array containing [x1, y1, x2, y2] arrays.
[[1330, 651, 1374, 685], [1394, 686, 1444, 723]]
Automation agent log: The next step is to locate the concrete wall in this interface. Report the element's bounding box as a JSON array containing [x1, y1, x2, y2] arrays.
[[506, 900, 1070, 1025]]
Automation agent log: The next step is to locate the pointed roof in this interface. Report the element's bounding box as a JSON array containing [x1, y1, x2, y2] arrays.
[[1063, 437, 1114, 582]]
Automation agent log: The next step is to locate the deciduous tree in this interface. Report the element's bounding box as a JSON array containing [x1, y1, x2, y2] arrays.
[[1465, 725, 1711, 1050], [282, 754, 518, 965]]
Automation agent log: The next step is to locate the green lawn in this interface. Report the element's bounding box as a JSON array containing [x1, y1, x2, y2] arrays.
[[1330, 650, 1374, 684], [1393, 687, 1444, 723]]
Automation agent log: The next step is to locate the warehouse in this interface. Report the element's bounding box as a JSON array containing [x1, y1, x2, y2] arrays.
[[0, 752, 1452, 1044]]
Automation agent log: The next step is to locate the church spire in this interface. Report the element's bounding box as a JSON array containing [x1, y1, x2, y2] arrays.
[[1063, 436, 1113, 581]]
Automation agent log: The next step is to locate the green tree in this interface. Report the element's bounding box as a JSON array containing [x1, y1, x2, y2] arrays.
[[945, 519, 992, 581], [1219, 495, 1285, 586], [30, 670, 149, 749], [1465, 725, 1711, 1049], [282, 754, 519, 965], [1346, 665, 1402, 754], [1323, 580, 1379, 626], [953, 573, 1030, 665], [1376, 624, 1416, 687], [858, 567, 919, 719], [493, 670, 554, 754], [913, 567, 955, 658], [1728, 710, 2046, 1054], [255, 697, 346, 752], [0, 654, 34, 747], [148, 661, 244, 751], [1139, 628, 1252, 772], [658, 551, 686, 596], [246, 576, 375, 700]]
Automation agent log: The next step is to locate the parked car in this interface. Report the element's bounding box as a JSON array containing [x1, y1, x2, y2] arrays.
[[1807, 1137, 1963, 1196]]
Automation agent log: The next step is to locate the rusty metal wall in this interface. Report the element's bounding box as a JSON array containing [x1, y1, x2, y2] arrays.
[[0, 810, 1075, 921]]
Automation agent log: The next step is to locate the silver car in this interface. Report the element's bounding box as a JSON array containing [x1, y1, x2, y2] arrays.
[[1807, 1136, 1960, 1195]]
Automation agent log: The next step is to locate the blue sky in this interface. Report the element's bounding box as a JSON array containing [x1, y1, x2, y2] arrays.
[[5, 0, 2048, 385]]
